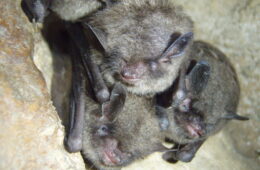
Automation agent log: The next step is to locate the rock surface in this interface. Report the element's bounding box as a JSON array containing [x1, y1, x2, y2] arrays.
[[0, 0, 259, 170], [0, 0, 85, 169]]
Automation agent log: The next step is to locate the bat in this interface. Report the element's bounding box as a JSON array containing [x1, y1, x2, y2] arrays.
[[62, 45, 163, 168], [84, 0, 193, 95], [156, 41, 249, 163], [64, 0, 194, 153]]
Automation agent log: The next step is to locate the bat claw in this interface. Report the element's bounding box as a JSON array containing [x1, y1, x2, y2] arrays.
[[96, 88, 110, 103], [175, 151, 194, 162]]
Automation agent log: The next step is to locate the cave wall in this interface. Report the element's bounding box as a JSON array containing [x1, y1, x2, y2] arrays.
[[0, 0, 85, 169]]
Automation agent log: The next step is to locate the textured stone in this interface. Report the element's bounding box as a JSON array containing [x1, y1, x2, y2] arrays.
[[0, 0, 85, 169]]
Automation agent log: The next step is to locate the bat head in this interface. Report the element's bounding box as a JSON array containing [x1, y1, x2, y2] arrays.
[[86, 0, 193, 95], [82, 84, 164, 168], [173, 109, 206, 139], [90, 122, 132, 167]]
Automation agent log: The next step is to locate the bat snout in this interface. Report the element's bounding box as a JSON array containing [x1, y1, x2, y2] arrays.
[[101, 138, 131, 166], [120, 62, 147, 84], [186, 123, 205, 138]]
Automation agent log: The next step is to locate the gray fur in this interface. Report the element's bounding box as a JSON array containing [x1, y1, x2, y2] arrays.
[[61, 0, 194, 155], [50, 0, 104, 21], [22, 0, 106, 22], [163, 41, 240, 144], [70, 39, 243, 169], [80, 41, 243, 168], [81, 87, 164, 169], [86, 0, 193, 95]]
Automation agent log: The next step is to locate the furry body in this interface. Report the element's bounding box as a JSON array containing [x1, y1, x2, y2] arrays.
[[86, 0, 193, 95], [80, 41, 242, 168], [158, 41, 246, 162], [81, 86, 163, 169], [163, 41, 240, 144]]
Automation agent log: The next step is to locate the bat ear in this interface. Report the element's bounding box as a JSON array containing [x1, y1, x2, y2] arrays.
[[83, 23, 108, 51], [102, 83, 126, 120], [159, 32, 193, 62], [186, 60, 210, 95], [222, 113, 249, 121]]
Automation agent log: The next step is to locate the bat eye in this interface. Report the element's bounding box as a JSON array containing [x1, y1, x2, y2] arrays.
[[97, 125, 109, 136], [149, 61, 158, 71], [159, 57, 171, 64]]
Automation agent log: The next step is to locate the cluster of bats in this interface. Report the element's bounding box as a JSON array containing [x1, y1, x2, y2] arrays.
[[22, 0, 249, 169]]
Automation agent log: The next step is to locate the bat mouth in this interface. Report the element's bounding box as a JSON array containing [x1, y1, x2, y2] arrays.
[[101, 138, 130, 166], [118, 62, 147, 85], [113, 72, 140, 86], [120, 75, 141, 85], [174, 112, 205, 139], [185, 124, 204, 138]]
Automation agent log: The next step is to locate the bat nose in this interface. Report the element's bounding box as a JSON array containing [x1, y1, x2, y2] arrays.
[[186, 123, 205, 138], [120, 62, 146, 81]]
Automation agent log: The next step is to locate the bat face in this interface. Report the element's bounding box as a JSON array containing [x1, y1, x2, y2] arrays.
[[88, 122, 132, 166], [173, 110, 206, 140], [87, 0, 194, 95], [101, 32, 193, 96], [82, 92, 163, 169], [159, 41, 246, 146]]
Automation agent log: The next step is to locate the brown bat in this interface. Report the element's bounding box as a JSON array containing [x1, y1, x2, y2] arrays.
[[64, 0, 194, 152], [156, 41, 249, 163], [66, 45, 163, 168], [81, 83, 164, 169], [66, 39, 248, 169], [79, 42, 245, 168]]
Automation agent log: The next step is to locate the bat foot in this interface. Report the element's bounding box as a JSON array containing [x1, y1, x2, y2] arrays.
[[21, 0, 49, 23], [96, 88, 110, 103], [162, 151, 178, 163], [64, 135, 82, 153], [162, 150, 194, 163], [175, 151, 194, 162]]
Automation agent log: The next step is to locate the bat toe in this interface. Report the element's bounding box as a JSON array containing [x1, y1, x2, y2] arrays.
[[64, 136, 82, 153]]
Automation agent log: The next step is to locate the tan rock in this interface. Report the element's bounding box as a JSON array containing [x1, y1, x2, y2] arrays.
[[0, 0, 85, 169]]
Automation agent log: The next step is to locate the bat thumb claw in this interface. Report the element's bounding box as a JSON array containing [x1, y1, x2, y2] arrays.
[[96, 89, 110, 103]]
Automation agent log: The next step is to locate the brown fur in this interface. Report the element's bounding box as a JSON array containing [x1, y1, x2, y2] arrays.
[[81, 41, 241, 169], [86, 0, 193, 95], [163, 41, 240, 144], [81, 91, 163, 169]]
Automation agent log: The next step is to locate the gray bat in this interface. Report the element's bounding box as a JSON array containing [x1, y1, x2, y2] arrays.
[[67, 49, 164, 168], [156, 41, 249, 163], [64, 0, 194, 153], [85, 0, 193, 96], [81, 83, 164, 169], [67, 40, 248, 169]]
